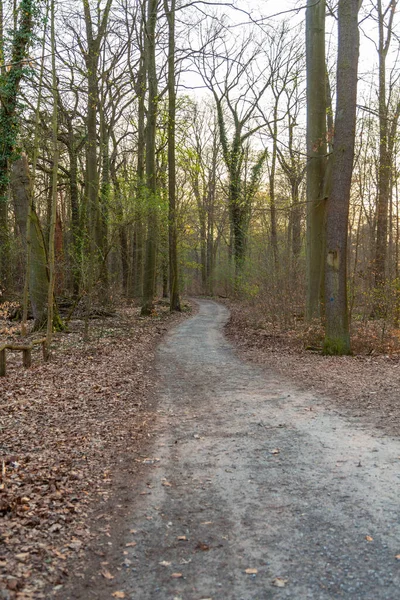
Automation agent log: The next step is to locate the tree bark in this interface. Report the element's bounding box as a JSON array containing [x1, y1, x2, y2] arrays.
[[164, 0, 181, 311], [10, 157, 47, 329], [374, 1, 397, 297], [306, 0, 327, 320], [323, 0, 361, 355], [0, 0, 34, 292], [141, 0, 159, 315]]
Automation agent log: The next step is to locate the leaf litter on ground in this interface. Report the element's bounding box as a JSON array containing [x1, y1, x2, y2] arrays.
[[0, 303, 189, 598]]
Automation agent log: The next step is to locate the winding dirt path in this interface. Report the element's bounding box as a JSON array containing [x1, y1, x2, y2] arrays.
[[73, 299, 400, 599]]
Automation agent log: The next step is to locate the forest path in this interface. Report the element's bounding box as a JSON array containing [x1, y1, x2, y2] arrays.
[[89, 299, 400, 599]]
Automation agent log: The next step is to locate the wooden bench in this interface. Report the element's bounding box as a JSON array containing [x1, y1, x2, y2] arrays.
[[0, 338, 47, 376]]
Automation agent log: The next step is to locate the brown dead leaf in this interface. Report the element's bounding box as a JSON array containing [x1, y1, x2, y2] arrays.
[[125, 542, 137, 547], [15, 553, 29, 562], [272, 577, 287, 587], [196, 542, 210, 551], [245, 568, 258, 575], [101, 569, 114, 580], [171, 573, 183, 578], [177, 535, 187, 541], [365, 535, 374, 542], [396, 554, 400, 560], [112, 592, 126, 599], [162, 481, 172, 487]]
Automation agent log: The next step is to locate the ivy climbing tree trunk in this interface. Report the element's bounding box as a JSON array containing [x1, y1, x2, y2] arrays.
[[323, 0, 361, 355], [0, 0, 34, 293]]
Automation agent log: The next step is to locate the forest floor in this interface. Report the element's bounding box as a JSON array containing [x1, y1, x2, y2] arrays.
[[1, 298, 400, 599], [0, 301, 190, 599], [224, 299, 400, 439]]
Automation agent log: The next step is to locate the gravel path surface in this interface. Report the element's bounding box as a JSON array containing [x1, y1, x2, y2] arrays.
[[75, 299, 400, 599]]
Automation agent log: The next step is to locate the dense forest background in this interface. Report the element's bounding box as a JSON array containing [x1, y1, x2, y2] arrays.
[[0, 0, 398, 354]]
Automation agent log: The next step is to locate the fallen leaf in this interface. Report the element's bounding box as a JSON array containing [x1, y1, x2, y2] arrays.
[[196, 542, 210, 551], [365, 535, 373, 542], [112, 592, 126, 599], [15, 553, 30, 562], [162, 481, 172, 487], [101, 569, 114, 580], [171, 573, 183, 578], [272, 577, 287, 587], [177, 536, 187, 541], [125, 542, 137, 547], [245, 568, 258, 575]]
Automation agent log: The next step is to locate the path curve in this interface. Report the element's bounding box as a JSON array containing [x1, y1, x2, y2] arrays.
[[108, 300, 400, 599]]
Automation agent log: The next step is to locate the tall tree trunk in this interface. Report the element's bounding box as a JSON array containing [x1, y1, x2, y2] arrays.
[[82, 0, 113, 298], [164, 0, 181, 311], [374, 1, 397, 297], [68, 126, 81, 297], [110, 157, 129, 296], [99, 113, 110, 301], [323, 0, 361, 355], [306, 0, 327, 320], [0, 0, 34, 292], [11, 157, 47, 329], [46, 0, 60, 349], [132, 40, 146, 299], [141, 0, 159, 315], [291, 179, 302, 260], [269, 115, 279, 268]]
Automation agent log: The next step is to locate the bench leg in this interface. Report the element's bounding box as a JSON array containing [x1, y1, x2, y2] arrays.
[[22, 348, 32, 368], [0, 349, 6, 376]]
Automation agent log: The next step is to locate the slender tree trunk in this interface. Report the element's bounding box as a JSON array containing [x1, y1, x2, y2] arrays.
[[374, 0, 397, 293], [110, 158, 129, 296], [306, 0, 327, 320], [141, 0, 159, 315], [82, 0, 113, 305], [0, 0, 34, 292], [323, 0, 361, 355], [99, 114, 110, 301], [291, 180, 302, 260], [133, 43, 146, 299], [269, 114, 279, 268], [164, 0, 180, 311], [68, 127, 81, 297], [46, 0, 59, 351]]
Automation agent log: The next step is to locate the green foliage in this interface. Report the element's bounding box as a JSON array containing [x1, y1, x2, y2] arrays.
[[322, 336, 352, 356], [0, 0, 36, 199]]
